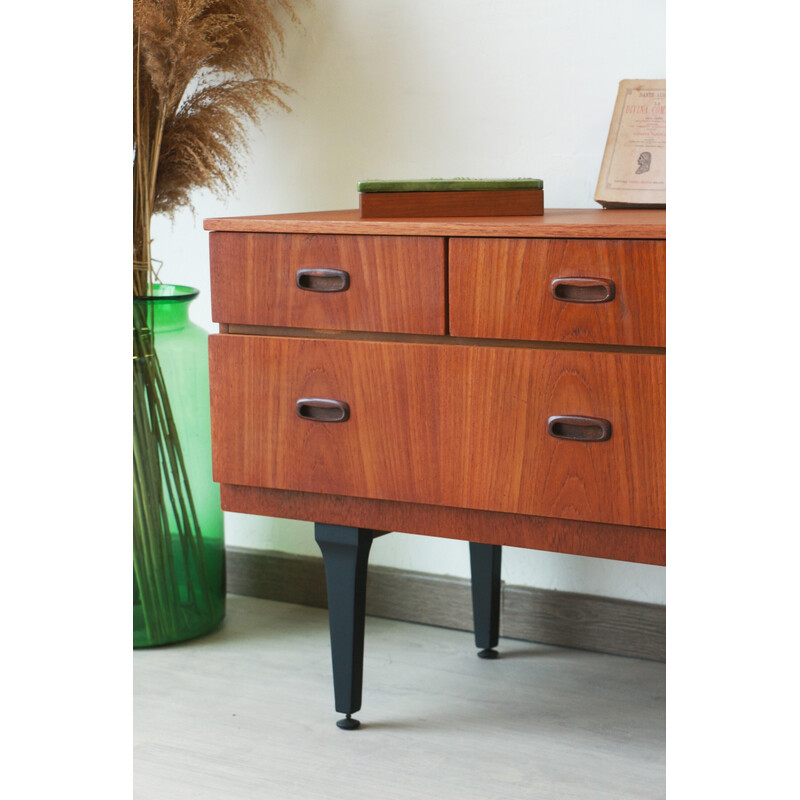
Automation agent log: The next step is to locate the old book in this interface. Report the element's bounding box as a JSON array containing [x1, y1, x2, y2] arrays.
[[594, 80, 665, 208]]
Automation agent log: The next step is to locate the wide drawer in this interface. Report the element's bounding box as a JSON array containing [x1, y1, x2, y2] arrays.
[[449, 238, 665, 346], [209, 232, 446, 334], [209, 336, 665, 528]]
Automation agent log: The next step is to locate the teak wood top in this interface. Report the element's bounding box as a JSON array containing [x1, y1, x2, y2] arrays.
[[203, 208, 666, 239]]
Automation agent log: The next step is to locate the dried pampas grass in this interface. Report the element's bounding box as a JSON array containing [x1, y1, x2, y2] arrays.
[[133, 2, 302, 646], [134, 0, 301, 293]]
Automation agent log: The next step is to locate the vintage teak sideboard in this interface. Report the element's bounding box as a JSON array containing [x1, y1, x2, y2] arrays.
[[204, 208, 666, 729]]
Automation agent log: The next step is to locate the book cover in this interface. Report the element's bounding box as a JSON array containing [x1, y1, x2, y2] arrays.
[[594, 80, 665, 208]]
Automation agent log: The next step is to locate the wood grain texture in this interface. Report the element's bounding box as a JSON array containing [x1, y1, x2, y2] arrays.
[[226, 547, 665, 660], [219, 485, 665, 565], [209, 335, 665, 528], [359, 189, 543, 218], [209, 232, 446, 334], [450, 238, 666, 347], [204, 207, 666, 239]]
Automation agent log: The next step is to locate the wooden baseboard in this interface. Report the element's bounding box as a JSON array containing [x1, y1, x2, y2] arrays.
[[226, 547, 665, 662]]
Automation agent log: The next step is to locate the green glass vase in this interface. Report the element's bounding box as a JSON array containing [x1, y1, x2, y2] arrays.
[[133, 284, 225, 647]]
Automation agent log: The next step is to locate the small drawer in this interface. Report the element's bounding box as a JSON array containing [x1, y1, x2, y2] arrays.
[[209, 336, 665, 529], [449, 238, 665, 346], [210, 232, 446, 334]]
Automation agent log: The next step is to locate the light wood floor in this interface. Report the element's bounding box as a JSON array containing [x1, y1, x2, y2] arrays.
[[134, 595, 665, 799]]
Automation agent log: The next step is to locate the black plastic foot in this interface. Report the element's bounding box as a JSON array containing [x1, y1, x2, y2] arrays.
[[336, 714, 361, 730], [477, 648, 499, 659]]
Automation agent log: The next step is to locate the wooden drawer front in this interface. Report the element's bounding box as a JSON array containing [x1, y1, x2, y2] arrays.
[[209, 336, 665, 528], [210, 232, 446, 334], [449, 238, 665, 346]]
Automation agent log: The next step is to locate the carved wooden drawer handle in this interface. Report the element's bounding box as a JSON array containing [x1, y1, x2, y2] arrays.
[[296, 268, 350, 293], [551, 277, 615, 303], [547, 415, 612, 442], [296, 398, 351, 423]]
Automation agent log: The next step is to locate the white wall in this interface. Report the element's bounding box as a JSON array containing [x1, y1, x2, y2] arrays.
[[150, 0, 666, 604]]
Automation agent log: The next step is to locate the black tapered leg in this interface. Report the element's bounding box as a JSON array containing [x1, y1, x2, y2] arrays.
[[315, 523, 379, 730], [469, 542, 502, 659]]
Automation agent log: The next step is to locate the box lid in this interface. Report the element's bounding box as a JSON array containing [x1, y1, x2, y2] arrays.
[[357, 178, 543, 193]]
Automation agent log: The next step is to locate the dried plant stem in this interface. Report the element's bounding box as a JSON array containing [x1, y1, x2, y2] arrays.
[[134, 30, 159, 294]]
